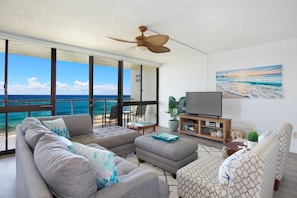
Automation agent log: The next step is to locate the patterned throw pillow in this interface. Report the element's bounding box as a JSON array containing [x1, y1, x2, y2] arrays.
[[42, 118, 71, 139], [218, 148, 249, 185], [69, 142, 119, 190]]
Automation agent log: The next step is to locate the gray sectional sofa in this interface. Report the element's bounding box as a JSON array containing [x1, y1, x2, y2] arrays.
[[16, 114, 169, 198]]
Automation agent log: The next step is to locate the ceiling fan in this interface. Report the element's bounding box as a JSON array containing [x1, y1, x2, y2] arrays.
[[107, 26, 170, 53]]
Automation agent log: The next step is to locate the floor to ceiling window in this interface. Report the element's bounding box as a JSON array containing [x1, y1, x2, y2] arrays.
[[0, 40, 52, 154], [56, 50, 89, 115], [93, 57, 119, 126], [0, 39, 6, 152], [123, 62, 158, 125], [0, 37, 159, 155]]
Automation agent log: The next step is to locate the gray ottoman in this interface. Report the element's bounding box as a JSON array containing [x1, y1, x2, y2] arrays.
[[135, 133, 198, 178]]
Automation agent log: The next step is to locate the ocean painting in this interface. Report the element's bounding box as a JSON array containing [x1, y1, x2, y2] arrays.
[[216, 65, 282, 99]]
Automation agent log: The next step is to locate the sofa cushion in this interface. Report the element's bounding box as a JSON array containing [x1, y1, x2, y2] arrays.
[[34, 134, 97, 198], [21, 117, 42, 133], [42, 118, 71, 139], [69, 142, 119, 190], [62, 114, 93, 136], [218, 148, 249, 185], [71, 126, 141, 149], [25, 123, 54, 149]]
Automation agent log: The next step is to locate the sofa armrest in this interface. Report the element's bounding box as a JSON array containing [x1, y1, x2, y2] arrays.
[[94, 170, 161, 198], [16, 126, 53, 198]]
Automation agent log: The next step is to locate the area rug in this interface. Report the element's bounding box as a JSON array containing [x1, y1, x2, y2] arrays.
[[124, 144, 224, 198]]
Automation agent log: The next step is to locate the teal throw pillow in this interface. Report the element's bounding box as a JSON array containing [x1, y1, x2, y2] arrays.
[[69, 142, 119, 190], [42, 118, 71, 139]]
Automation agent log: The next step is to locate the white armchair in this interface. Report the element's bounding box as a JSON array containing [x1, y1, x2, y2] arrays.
[[177, 136, 279, 198], [271, 123, 293, 190]]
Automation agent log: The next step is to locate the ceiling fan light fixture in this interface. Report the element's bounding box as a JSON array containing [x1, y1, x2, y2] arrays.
[[108, 26, 170, 53], [136, 46, 147, 52]]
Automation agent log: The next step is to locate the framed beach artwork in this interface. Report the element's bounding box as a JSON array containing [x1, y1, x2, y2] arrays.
[[216, 65, 282, 99]]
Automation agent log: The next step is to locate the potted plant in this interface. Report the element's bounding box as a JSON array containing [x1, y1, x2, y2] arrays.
[[247, 130, 258, 149], [167, 96, 186, 132]]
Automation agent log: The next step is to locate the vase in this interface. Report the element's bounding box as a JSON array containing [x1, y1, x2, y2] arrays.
[[247, 141, 258, 149], [168, 120, 179, 132], [216, 130, 223, 138]]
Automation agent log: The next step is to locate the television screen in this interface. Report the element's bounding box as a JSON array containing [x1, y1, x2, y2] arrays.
[[186, 92, 222, 117]]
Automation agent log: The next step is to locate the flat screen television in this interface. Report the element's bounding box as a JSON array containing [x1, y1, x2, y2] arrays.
[[186, 92, 222, 118]]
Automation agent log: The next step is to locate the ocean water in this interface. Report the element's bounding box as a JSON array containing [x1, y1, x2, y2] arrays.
[[0, 95, 130, 130], [216, 73, 282, 99]]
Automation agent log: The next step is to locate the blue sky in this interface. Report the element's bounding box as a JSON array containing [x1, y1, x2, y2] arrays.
[[0, 54, 131, 95]]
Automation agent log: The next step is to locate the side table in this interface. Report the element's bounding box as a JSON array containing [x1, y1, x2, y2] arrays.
[[127, 122, 156, 135], [225, 141, 245, 156]]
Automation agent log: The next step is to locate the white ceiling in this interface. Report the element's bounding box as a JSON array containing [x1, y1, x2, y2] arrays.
[[0, 0, 297, 65]]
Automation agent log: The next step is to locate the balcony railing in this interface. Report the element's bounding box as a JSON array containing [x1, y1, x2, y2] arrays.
[[1, 97, 132, 128], [0, 97, 135, 153]]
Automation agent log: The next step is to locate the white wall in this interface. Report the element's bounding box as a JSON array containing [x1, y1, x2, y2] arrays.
[[208, 39, 297, 153], [159, 49, 208, 128]]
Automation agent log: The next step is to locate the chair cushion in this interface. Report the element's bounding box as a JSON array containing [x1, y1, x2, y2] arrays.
[[34, 134, 97, 198], [69, 142, 119, 190], [42, 118, 71, 139], [218, 148, 249, 185]]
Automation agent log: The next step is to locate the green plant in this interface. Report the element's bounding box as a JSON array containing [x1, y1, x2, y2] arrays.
[[168, 96, 186, 120], [168, 96, 178, 120], [248, 130, 258, 142]]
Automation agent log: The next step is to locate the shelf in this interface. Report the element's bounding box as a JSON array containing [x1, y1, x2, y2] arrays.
[[199, 134, 223, 141], [179, 115, 231, 144], [180, 130, 198, 136]]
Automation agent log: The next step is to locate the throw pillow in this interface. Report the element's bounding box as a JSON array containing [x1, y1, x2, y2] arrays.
[[25, 123, 54, 149], [218, 148, 249, 185], [258, 130, 272, 142], [21, 117, 42, 133], [42, 118, 71, 139], [69, 142, 119, 190], [34, 134, 97, 198]]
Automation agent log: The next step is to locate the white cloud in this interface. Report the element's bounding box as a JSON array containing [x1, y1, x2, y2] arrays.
[[94, 83, 117, 95], [6, 77, 50, 94], [73, 80, 89, 91], [56, 81, 70, 90], [0, 81, 3, 92], [1, 77, 129, 95]]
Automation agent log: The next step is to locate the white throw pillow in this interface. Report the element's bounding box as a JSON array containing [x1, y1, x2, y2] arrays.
[[42, 118, 71, 139], [69, 142, 119, 190], [258, 130, 272, 142], [218, 148, 249, 185]]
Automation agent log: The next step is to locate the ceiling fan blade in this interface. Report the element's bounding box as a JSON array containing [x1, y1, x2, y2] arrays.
[[107, 36, 136, 43], [144, 35, 169, 46], [147, 45, 170, 53]]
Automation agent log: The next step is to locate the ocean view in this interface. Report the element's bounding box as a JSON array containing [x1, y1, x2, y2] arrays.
[[216, 65, 282, 99], [216, 73, 282, 98], [0, 95, 131, 131]]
